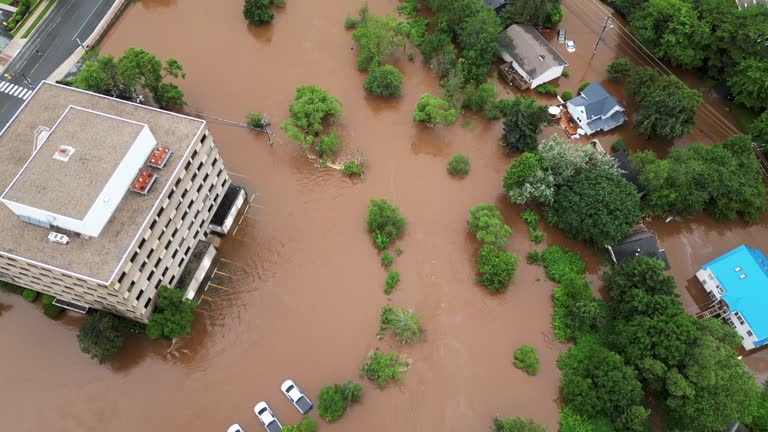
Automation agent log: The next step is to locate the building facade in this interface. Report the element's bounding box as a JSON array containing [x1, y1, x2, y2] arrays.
[[696, 245, 768, 350], [0, 82, 231, 322], [566, 81, 626, 135]]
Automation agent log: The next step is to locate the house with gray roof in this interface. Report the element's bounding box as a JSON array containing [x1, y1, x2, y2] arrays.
[[735, 0, 767, 10], [606, 226, 670, 270], [497, 24, 568, 90], [566, 81, 626, 135]]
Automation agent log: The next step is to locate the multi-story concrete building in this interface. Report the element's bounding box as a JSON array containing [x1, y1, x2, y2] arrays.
[[0, 81, 231, 322]]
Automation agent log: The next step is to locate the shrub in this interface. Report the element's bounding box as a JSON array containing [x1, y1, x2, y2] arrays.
[[42, 294, 55, 305], [367, 199, 406, 250], [412, 93, 458, 127], [380, 251, 394, 267], [561, 90, 573, 101], [283, 418, 317, 432], [562, 70, 570, 78], [342, 158, 364, 177], [339, 381, 363, 404], [541, 246, 585, 283], [521, 209, 539, 228], [246, 112, 269, 129], [22, 289, 38, 302], [316, 132, 340, 161], [243, 0, 275, 25], [536, 84, 558, 95], [0, 281, 24, 294], [559, 406, 594, 432], [397, 0, 419, 18], [146, 285, 195, 340], [607, 57, 632, 80], [379, 305, 423, 343], [468, 204, 512, 248], [611, 138, 626, 152], [527, 250, 542, 265], [578, 81, 590, 93], [513, 345, 539, 375], [476, 245, 518, 293], [77, 311, 125, 364], [280, 85, 342, 151], [43, 304, 65, 319], [492, 417, 547, 432], [317, 385, 347, 422], [359, 351, 410, 388], [447, 154, 470, 177], [395, 246, 403, 256], [528, 228, 544, 244], [344, 15, 358, 30], [384, 270, 400, 295], [462, 82, 498, 113], [363, 65, 403, 97]]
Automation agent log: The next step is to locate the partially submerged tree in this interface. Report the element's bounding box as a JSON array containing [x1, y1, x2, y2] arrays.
[[476, 244, 518, 293], [351, 12, 404, 71], [363, 65, 403, 97], [501, 97, 549, 153], [367, 199, 406, 250], [280, 85, 343, 153], [627, 68, 701, 139], [468, 204, 512, 248], [146, 285, 195, 340], [77, 311, 125, 364], [243, 0, 284, 25], [728, 58, 768, 111], [412, 93, 458, 127], [606, 57, 631, 79]]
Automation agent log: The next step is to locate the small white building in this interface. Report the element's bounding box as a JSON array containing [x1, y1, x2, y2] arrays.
[[497, 24, 568, 90], [566, 81, 626, 135]]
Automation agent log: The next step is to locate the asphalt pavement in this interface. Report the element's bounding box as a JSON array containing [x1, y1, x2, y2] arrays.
[[0, 0, 117, 127]]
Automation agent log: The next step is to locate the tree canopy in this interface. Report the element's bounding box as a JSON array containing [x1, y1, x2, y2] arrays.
[[501, 97, 548, 153], [728, 58, 768, 111], [243, 0, 283, 25], [351, 13, 404, 71], [468, 204, 512, 248], [412, 93, 458, 127], [753, 111, 768, 151], [627, 69, 701, 139], [551, 169, 641, 245], [146, 285, 196, 340], [363, 65, 403, 97], [280, 85, 343, 151], [77, 311, 125, 364]]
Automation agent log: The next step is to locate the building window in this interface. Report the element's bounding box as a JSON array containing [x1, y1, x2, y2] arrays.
[[747, 330, 754, 337], [144, 297, 152, 309], [0, 272, 15, 281]]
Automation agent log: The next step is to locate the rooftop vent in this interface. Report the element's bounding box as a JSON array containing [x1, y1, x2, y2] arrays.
[[146, 146, 173, 169], [735, 266, 743, 272], [48, 232, 69, 244], [739, 273, 747, 279], [52, 145, 75, 161], [129, 170, 158, 195]]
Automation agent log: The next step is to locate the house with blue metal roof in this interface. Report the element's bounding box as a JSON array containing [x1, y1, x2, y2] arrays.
[[696, 245, 768, 350], [566, 81, 626, 135]]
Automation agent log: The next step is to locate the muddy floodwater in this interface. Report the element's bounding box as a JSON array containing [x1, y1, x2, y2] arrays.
[[1, 0, 767, 431]]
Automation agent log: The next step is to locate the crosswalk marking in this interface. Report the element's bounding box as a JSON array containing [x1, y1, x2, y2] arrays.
[[0, 80, 33, 100]]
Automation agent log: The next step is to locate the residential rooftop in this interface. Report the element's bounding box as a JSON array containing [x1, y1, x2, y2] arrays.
[[497, 24, 567, 80], [0, 81, 205, 283]]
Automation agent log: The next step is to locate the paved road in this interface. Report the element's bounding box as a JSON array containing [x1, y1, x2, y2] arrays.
[[0, 0, 117, 127]]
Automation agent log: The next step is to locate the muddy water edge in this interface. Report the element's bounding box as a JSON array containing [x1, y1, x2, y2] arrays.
[[1, 0, 767, 431]]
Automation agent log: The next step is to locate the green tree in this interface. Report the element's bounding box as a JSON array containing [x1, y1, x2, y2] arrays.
[[552, 274, 607, 343], [629, 0, 709, 69], [753, 111, 768, 151], [363, 65, 403, 97], [502, 152, 554, 205], [634, 75, 702, 139], [367, 199, 406, 250], [476, 244, 518, 293], [461, 81, 499, 118], [412, 93, 458, 126], [317, 382, 361, 422], [501, 97, 548, 153], [468, 204, 512, 248], [447, 154, 470, 176], [552, 170, 641, 245], [280, 85, 342, 150], [243, 0, 282, 25], [606, 57, 632, 79], [359, 351, 410, 388], [513, 345, 539, 375], [456, 5, 502, 84], [492, 417, 546, 432], [602, 256, 678, 319], [77, 311, 125, 364], [499, 0, 562, 27], [749, 382, 768, 432], [728, 58, 768, 111], [626, 66, 659, 101], [537, 135, 619, 186], [146, 285, 195, 340], [351, 13, 403, 71]]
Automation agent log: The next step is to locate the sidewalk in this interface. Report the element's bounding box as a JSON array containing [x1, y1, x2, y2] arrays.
[[0, 0, 53, 71]]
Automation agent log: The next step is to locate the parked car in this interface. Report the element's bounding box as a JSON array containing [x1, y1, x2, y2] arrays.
[[280, 379, 313, 414], [557, 29, 566, 43], [227, 425, 244, 432], [566, 40, 576, 52], [253, 402, 282, 432]]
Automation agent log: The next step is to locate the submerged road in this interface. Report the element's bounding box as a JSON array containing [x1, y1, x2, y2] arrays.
[[0, 0, 117, 128]]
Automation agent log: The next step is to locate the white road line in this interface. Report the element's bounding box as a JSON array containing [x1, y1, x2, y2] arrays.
[[12, 87, 23, 97], [18, 89, 29, 99], [22, 92, 31, 100], [72, 0, 107, 40], [5, 84, 18, 94], [0, 82, 9, 91]]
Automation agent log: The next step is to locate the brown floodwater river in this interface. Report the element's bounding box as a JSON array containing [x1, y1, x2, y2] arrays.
[[1, 0, 766, 431]]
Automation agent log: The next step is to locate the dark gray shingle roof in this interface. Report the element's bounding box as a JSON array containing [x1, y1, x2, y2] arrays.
[[609, 228, 670, 270]]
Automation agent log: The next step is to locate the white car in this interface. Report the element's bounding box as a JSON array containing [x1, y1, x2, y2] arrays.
[[253, 402, 282, 432], [280, 379, 313, 414], [227, 425, 245, 432], [566, 40, 576, 52]]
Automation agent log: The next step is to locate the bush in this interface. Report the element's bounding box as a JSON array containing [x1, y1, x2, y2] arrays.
[[146, 285, 195, 340], [77, 311, 125, 364], [462, 82, 498, 114], [359, 350, 410, 388], [476, 245, 518, 293], [22, 289, 38, 302], [541, 246, 585, 283], [607, 57, 632, 80], [367, 199, 406, 250], [578, 81, 590, 93], [559, 406, 594, 432], [378, 305, 423, 343], [561, 90, 573, 101], [412, 93, 458, 127], [536, 84, 558, 95], [395, 246, 403, 256], [527, 250, 542, 265], [447, 154, 470, 177], [283, 418, 317, 432], [43, 304, 65, 319], [339, 381, 363, 404], [317, 385, 347, 422], [380, 251, 394, 267], [528, 228, 544, 244], [246, 112, 269, 128], [344, 15, 358, 30], [611, 138, 626, 152], [501, 97, 549, 153], [521, 209, 539, 228], [492, 417, 547, 432], [468, 204, 512, 248], [316, 132, 340, 161], [513, 345, 540, 375], [0, 281, 24, 294], [280, 85, 342, 151], [42, 294, 55, 305], [384, 270, 400, 295], [342, 158, 364, 178], [363, 65, 403, 97], [243, 0, 275, 25], [562, 70, 571, 78]]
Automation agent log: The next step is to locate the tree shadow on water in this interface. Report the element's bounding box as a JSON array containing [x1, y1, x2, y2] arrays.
[[410, 124, 451, 157], [137, 0, 178, 10], [246, 22, 274, 45]]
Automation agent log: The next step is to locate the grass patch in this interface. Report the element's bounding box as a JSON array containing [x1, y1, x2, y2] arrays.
[[378, 305, 423, 343], [513, 345, 539, 375], [0, 0, 14, 5], [359, 351, 410, 388], [10, 0, 43, 37], [384, 270, 400, 295], [21, 0, 54, 39]]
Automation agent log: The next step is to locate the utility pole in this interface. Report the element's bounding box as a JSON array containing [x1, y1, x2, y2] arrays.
[[593, 16, 614, 55]]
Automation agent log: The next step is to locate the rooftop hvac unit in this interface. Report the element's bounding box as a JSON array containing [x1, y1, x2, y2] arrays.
[[48, 232, 70, 245]]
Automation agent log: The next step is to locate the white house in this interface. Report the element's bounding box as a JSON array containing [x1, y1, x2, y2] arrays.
[[566, 81, 626, 135], [497, 24, 568, 90]]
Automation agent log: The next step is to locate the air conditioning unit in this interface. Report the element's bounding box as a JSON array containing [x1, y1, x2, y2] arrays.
[[48, 232, 69, 245]]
